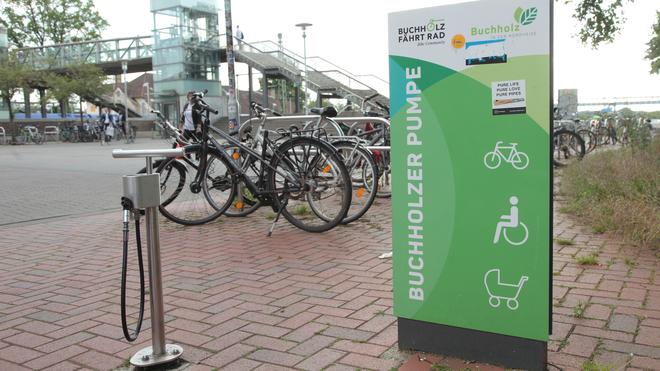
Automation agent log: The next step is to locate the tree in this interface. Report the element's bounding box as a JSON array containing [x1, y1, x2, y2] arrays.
[[647, 12, 660, 74], [567, 0, 633, 48], [46, 64, 109, 118], [47, 73, 75, 117], [68, 64, 111, 121], [0, 0, 109, 48], [565, 1, 659, 74], [0, 52, 28, 123]]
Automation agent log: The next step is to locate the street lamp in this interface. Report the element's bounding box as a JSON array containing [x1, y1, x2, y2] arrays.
[[295, 23, 312, 113], [121, 61, 129, 140]]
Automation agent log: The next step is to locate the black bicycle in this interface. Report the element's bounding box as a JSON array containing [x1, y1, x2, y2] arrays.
[[154, 93, 353, 233]]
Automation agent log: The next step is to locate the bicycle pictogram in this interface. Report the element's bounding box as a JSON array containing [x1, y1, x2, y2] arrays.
[[483, 141, 529, 170]]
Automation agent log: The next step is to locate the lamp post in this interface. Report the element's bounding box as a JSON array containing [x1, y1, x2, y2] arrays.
[[121, 61, 129, 138], [295, 23, 312, 113], [225, 0, 240, 131]]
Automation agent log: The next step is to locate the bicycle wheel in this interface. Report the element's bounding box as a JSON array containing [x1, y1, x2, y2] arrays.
[[553, 129, 585, 167], [157, 147, 236, 225], [375, 150, 391, 198], [596, 127, 609, 145], [332, 141, 378, 224], [267, 136, 352, 233], [577, 129, 596, 153]]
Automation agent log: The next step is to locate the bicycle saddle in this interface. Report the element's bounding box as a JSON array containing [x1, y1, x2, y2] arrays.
[[310, 106, 338, 118]]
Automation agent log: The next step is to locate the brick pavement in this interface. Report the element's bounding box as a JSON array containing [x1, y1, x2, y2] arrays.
[[0, 197, 658, 370]]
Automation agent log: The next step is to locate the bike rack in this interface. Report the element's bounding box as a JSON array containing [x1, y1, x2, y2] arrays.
[[237, 115, 391, 153], [111, 148, 185, 368]]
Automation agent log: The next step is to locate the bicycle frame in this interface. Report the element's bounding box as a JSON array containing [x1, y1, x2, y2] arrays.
[[195, 110, 321, 199]]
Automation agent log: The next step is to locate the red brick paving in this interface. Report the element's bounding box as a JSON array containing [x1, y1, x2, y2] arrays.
[[0, 199, 658, 370]]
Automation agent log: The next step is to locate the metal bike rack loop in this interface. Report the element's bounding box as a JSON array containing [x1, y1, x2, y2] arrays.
[[238, 115, 392, 153], [112, 148, 184, 367]]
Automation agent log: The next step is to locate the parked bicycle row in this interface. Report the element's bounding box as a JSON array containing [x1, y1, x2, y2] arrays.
[[138, 90, 391, 234]]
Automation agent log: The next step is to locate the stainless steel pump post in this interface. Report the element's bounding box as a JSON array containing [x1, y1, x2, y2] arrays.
[[112, 148, 185, 367]]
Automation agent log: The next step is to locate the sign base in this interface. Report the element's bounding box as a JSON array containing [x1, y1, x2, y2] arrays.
[[398, 318, 547, 371]]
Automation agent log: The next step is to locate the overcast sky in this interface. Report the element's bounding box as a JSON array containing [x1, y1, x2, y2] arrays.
[[94, 0, 660, 110]]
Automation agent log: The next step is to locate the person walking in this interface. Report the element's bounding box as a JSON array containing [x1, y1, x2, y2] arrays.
[[105, 111, 115, 143], [179, 91, 201, 142], [236, 25, 244, 49], [607, 120, 617, 145], [99, 108, 112, 145]]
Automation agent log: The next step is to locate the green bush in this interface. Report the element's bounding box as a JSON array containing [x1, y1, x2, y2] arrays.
[[561, 138, 660, 249]]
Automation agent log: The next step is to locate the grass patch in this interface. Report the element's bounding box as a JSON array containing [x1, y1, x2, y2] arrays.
[[576, 252, 599, 266], [624, 257, 637, 267], [560, 138, 659, 249], [581, 360, 612, 371], [556, 238, 575, 246], [593, 225, 607, 234], [431, 365, 452, 371], [291, 204, 311, 216], [573, 301, 587, 318]]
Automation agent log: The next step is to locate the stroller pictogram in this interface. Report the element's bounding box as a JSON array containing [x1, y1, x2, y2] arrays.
[[484, 269, 529, 310]]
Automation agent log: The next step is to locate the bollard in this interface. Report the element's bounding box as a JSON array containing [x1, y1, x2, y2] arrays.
[[112, 148, 184, 367]]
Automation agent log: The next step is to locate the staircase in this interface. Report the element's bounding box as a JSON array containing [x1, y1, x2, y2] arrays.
[[233, 40, 389, 110], [87, 88, 144, 117]]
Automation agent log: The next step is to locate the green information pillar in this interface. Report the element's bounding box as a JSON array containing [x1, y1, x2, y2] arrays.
[[389, 1, 552, 370]]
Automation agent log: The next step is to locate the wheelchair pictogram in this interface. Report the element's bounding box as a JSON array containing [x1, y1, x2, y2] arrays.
[[493, 196, 528, 246]]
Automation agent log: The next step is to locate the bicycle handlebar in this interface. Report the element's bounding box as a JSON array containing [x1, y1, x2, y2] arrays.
[[192, 97, 218, 115]]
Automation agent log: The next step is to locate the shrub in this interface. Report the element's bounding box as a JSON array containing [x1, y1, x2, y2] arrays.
[[561, 138, 659, 249]]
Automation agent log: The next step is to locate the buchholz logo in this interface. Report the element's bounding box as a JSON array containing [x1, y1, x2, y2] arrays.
[[397, 19, 447, 43], [471, 7, 538, 36], [514, 7, 538, 26]]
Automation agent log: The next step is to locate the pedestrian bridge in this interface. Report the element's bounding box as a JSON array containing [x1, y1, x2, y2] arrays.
[[17, 34, 390, 112]]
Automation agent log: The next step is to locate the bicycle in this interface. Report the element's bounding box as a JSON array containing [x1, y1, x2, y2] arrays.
[[59, 125, 78, 142], [114, 122, 125, 142], [154, 93, 353, 233], [228, 108, 378, 224], [552, 127, 585, 166], [17, 125, 43, 144], [299, 96, 391, 199], [345, 107, 391, 198], [576, 127, 597, 153], [125, 124, 136, 144]]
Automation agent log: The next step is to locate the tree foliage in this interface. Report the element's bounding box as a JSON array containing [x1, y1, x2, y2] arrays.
[[565, 1, 659, 74], [567, 0, 633, 48], [47, 64, 109, 116], [647, 12, 660, 74], [0, 52, 29, 121], [0, 0, 108, 47]]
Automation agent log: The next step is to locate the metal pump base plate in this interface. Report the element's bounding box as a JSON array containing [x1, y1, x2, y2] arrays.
[[130, 344, 183, 367]]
